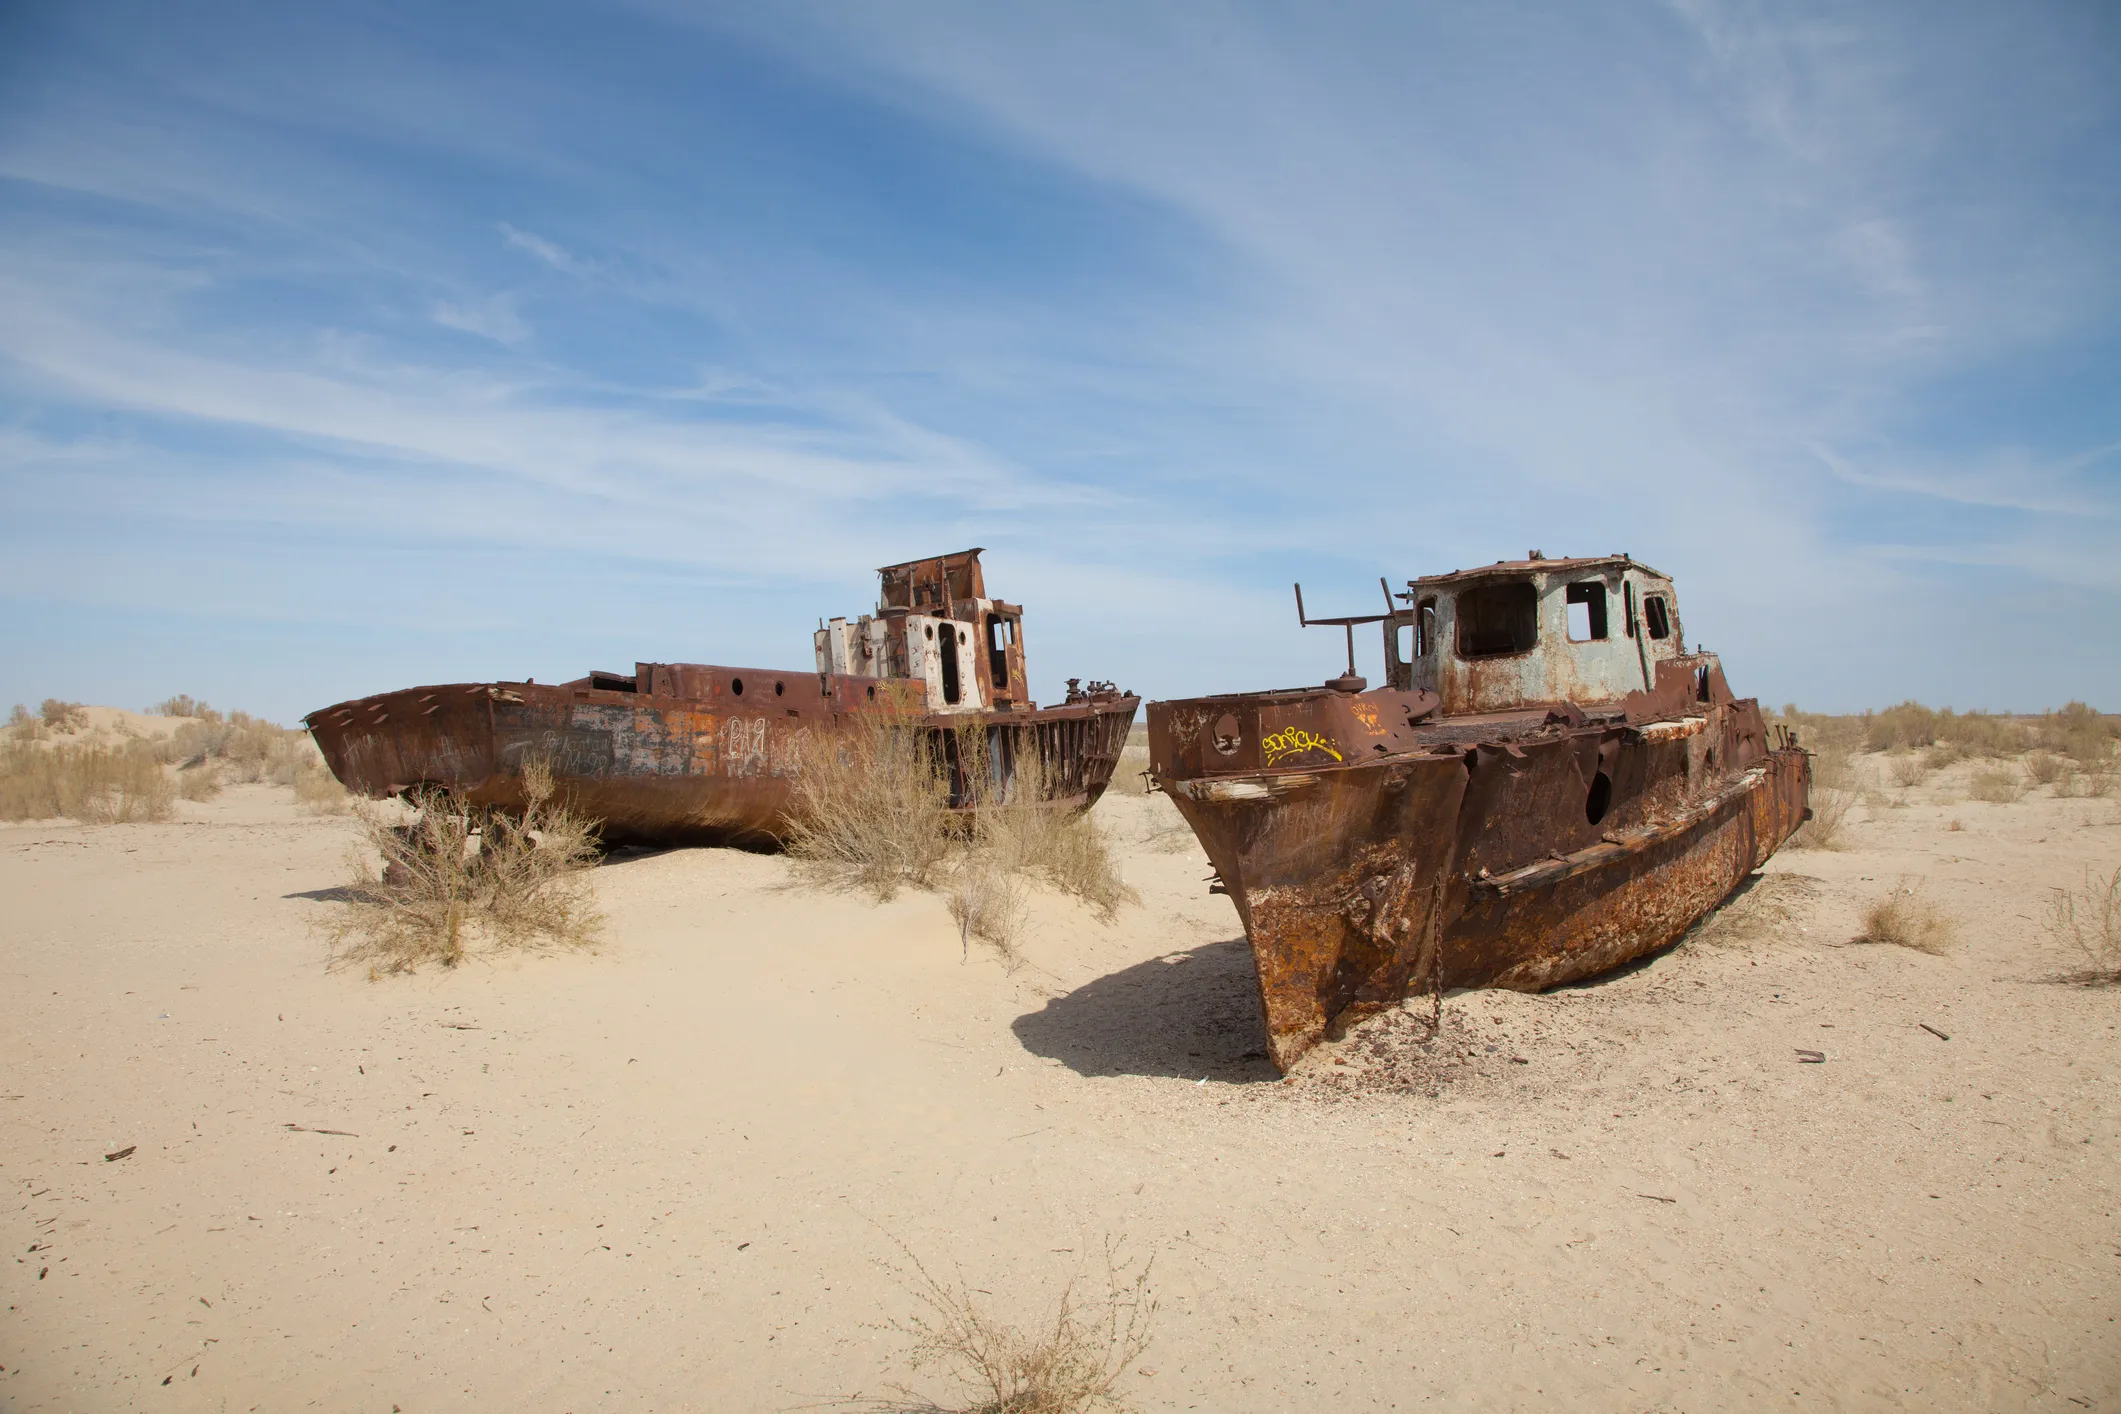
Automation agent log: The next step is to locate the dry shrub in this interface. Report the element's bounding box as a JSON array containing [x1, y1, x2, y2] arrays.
[[40, 699, 86, 733], [1112, 736, 1152, 796], [787, 713, 954, 900], [152, 695, 215, 718], [328, 758, 600, 973], [789, 718, 1135, 954], [0, 739, 175, 822], [7, 704, 45, 742], [1937, 709, 2030, 758], [1855, 885, 1956, 955], [2025, 753, 2066, 787], [2049, 865, 2121, 985], [867, 1240, 1155, 1414], [291, 758, 350, 813], [946, 861, 1029, 965], [1887, 752, 1932, 788], [1968, 766, 2025, 804], [2040, 702, 2117, 766], [1788, 748, 1852, 849], [969, 748, 1134, 920], [167, 711, 306, 783], [1863, 702, 1938, 752], [177, 765, 223, 802]]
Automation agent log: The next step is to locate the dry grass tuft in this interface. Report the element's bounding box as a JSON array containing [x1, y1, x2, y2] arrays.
[[177, 764, 223, 802], [0, 739, 176, 822], [1855, 885, 1957, 955], [1968, 765, 2026, 804], [327, 757, 601, 973], [787, 713, 954, 900], [40, 699, 87, 733], [152, 695, 214, 718], [967, 748, 1134, 921], [2039, 702, 2117, 766], [291, 759, 350, 813], [1788, 748, 1852, 850], [2024, 753, 2066, 787], [788, 718, 1135, 961], [1112, 735, 1153, 796], [2048, 865, 2121, 986], [865, 1239, 1155, 1414], [1886, 752, 1932, 788], [945, 861, 1029, 966], [166, 711, 308, 784]]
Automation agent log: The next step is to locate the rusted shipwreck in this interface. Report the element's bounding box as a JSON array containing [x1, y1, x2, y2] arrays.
[[307, 550, 1137, 844], [1147, 553, 1810, 1072]]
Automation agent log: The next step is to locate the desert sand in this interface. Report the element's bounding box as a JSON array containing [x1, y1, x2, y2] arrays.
[[3, 745, 2117, 1411]]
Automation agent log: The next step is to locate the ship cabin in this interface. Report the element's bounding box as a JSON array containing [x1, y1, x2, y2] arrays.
[[814, 548, 1031, 715], [1384, 553, 1687, 716]]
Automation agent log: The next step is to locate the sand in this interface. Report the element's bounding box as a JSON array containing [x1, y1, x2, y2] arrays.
[[3, 752, 2117, 1411]]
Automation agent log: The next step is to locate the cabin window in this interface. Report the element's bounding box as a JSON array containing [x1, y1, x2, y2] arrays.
[[986, 614, 1014, 690], [1565, 582, 1609, 642], [1416, 597, 1438, 657], [1393, 622, 1414, 666], [1643, 594, 1672, 640], [1455, 581, 1538, 658]]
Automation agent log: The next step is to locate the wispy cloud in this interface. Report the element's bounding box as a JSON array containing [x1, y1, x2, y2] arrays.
[[1, 0, 2116, 715]]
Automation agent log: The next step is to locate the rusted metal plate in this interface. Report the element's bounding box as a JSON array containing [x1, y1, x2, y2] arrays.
[[1150, 553, 1811, 1072], [306, 551, 1138, 846]]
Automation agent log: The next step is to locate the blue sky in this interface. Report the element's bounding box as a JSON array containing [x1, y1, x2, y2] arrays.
[[2, 0, 2116, 721]]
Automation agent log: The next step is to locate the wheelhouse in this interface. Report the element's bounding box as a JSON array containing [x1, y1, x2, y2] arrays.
[[1383, 553, 1685, 714]]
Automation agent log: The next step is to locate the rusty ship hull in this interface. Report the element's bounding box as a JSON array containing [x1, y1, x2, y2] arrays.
[[305, 549, 1137, 846], [308, 673, 1136, 847], [1148, 555, 1810, 1072]]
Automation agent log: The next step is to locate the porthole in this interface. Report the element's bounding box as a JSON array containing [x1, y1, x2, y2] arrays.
[[774, 681, 784, 696], [1585, 770, 1613, 825], [730, 677, 744, 696], [866, 685, 876, 700], [925, 625, 934, 640], [1212, 713, 1242, 756]]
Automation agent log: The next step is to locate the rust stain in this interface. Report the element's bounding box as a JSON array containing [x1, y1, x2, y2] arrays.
[[1150, 551, 1810, 1072], [305, 550, 1138, 846]]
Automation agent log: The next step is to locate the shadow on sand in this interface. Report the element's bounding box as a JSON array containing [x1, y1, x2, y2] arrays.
[[1011, 938, 1280, 1083]]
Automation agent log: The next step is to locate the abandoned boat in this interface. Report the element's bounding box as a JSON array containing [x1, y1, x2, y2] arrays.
[[306, 550, 1138, 845], [1146, 553, 1810, 1072]]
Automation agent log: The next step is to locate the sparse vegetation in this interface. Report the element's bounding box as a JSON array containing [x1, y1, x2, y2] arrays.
[[788, 716, 1135, 958], [865, 1239, 1155, 1414], [1887, 752, 1932, 788], [2049, 864, 2121, 986], [166, 711, 308, 784], [153, 695, 214, 718], [0, 739, 176, 822], [40, 699, 87, 733], [290, 759, 350, 813], [1968, 766, 2026, 804], [177, 764, 223, 802], [1855, 885, 1957, 955], [326, 757, 601, 973], [787, 713, 955, 900], [1787, 747, 1852, 849]]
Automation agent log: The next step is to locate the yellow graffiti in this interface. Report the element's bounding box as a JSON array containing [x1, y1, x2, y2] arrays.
[[1261, 727, 1343, 766], [1348, 699, 1382, 733]]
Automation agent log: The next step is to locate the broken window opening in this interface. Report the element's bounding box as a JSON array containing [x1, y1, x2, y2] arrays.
[[1393, 622, 1414, 668], [1454, 582, 1538, 658], [1565, 582, 1609, 642], [939, 626, 961, 705], [1644, 594, 1672, 641], [986, 614, 1013, 690], [1416, 598, 1438, 657]]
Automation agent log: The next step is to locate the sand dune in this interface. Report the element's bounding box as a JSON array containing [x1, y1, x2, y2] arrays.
[[2, 757, 2116, 1410]]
